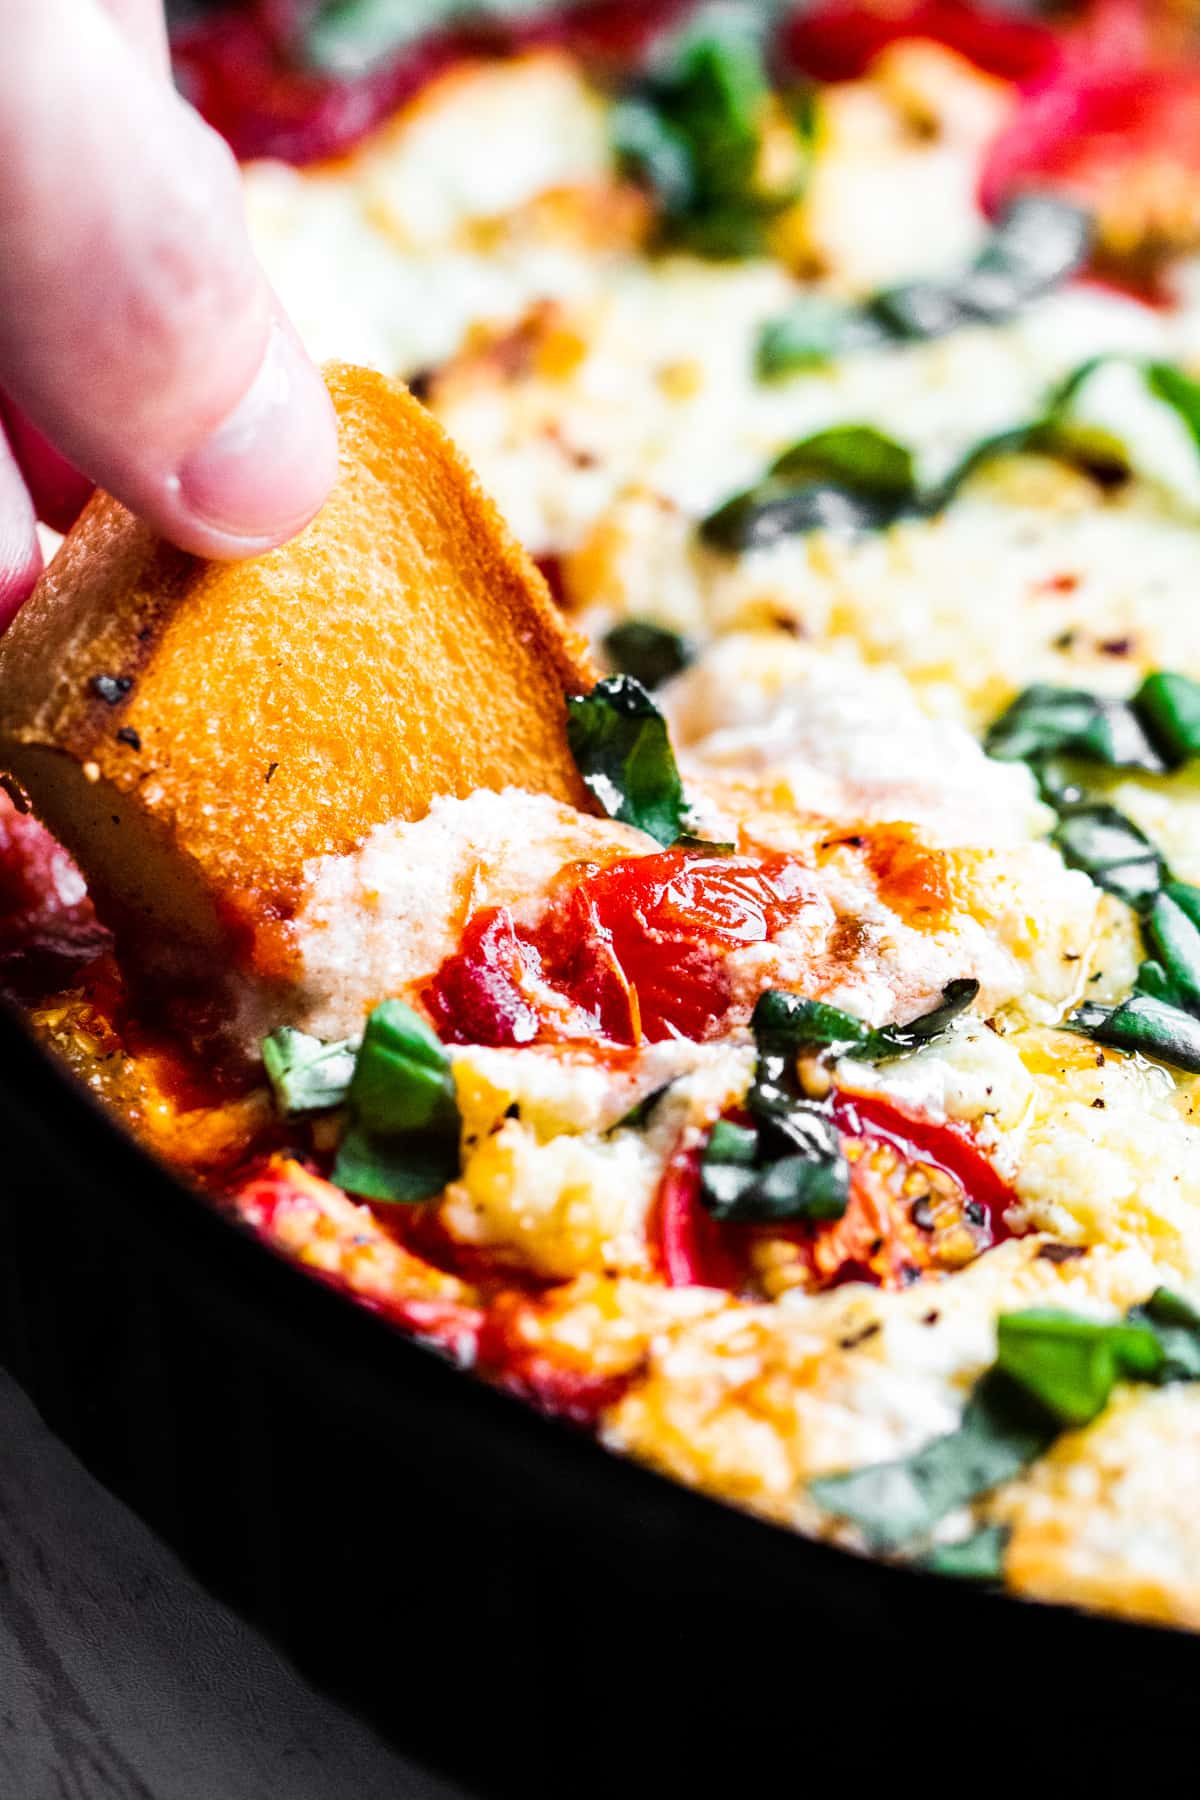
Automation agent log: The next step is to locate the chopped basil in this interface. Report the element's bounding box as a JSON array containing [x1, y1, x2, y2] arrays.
[[757, 294, 883, 378], [261, 1027, 357, 1117], [916, 1523, 1009, 1583], [1066, 995, 1200, 1074], [809, 1370, 1057, 1554], [333, 1122, 461, 1206], [1145, 889, 1200, 1014], [995, 1309, 1164, 1427], [613, 12, 806, 260], [566, 675, 691, 847], [700, 1115, 848, 1223], [698, 982, 978, 1228], [1051, 804, 1167, 912], [749, 980, 978, 1067], [813, 1284, 1200, 1555], [867, 979, 981, 1057], [985, 684, 1167, 775], [602, 619, 695, 690], [937, 354, 1200, 504], [345, 1000, 458, 1137], [332, 1001, 461, 1204], [700, 425, 917, 552], [1145, 359, 1200, 453], [1128, 1286, 1200, 1381], [1134, 670, 1200, 767], [757, 197, 1090, 379]]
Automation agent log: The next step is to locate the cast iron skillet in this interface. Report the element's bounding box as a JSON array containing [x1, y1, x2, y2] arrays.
[[1, 997, 1195, 1787]]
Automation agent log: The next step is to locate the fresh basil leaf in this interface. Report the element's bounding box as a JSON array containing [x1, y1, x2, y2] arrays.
[[916, 1523, 1009, 1582], [1051, 803, 1167, 911], [1067, 995, 1200, 1074], [1145, 360, 1200, 454], [331, 1001, 461, 1205], [815, 1284, 1200, 1554], [995, 1308, 1163, 1427], [348, 999, 458, 1136], [985, 684, 1167, 774], [758, 197, 1089, 379], [1145, 890, 1200, 1014], [1134, 957, 1184, 1007], [566, 675, 690, 848], [615, 11, 802, 260], [770, 426, 916, 500], [866, 978, 980, 1057], [261, 1027, 357, 1117], [1134, 670, 1200, 767], [756, 294, 884, 378], [700, 480, 900, 551], [700, 1125, 849, 1223], [748, 981, 977, 1068], [700, 425, 917, 551], [333, 1121, 460, 1205], [750, 990, 873, 1060], [1129, 1286, 1200, 1382], [1164, 880, 1200, 933], [809, 1370, 1057, 1554], [602, 619, 695, 690]]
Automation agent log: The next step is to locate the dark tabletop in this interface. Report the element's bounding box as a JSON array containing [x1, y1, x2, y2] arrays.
[[0, 1369, 474, 1800]]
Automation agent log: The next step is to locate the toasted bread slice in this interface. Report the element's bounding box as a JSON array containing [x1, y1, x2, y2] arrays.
[[0, 364, 595, 977]]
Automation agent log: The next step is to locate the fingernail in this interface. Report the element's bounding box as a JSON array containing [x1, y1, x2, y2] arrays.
[[174, 321, 338, 552]]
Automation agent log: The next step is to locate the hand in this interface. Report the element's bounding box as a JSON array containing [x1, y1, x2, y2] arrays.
[[0, 1, 339, 627]]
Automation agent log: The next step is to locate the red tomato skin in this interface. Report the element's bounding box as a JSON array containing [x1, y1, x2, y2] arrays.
[[426, 850, 821, 1051], [780, 1, 1063, 87]]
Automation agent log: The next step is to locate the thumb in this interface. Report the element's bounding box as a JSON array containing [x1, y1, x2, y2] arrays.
[[0, 0, 338, 560]]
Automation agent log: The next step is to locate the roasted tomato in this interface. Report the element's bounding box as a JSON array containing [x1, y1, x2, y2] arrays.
[[426, 848, 822, 1048], [654, 1092, 1014, 1295], [779, 0, 1063, 87]]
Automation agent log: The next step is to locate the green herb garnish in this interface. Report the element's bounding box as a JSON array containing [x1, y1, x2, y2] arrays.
[[699, 982, 977, 1226], [566, 674, 692, 847], [758, 196, 1090, 379], [916, 1523, 1010, 1582], [984, 670, 1200, 1071], [1066, 995, 1200, 1074], [602, 619, 695, 690], [332, 1001, 462, 1204], [262, 1027, 357, 1116], [812, 1286, 1200, 1555], [1051, 803, 1167, 912], [614, 10, 807, 260], [700, 425, 917, 551], [809, 1370, 1058, 1554]]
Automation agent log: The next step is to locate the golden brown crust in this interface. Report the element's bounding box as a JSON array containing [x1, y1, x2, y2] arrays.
[[0, 363, 596, 965]]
